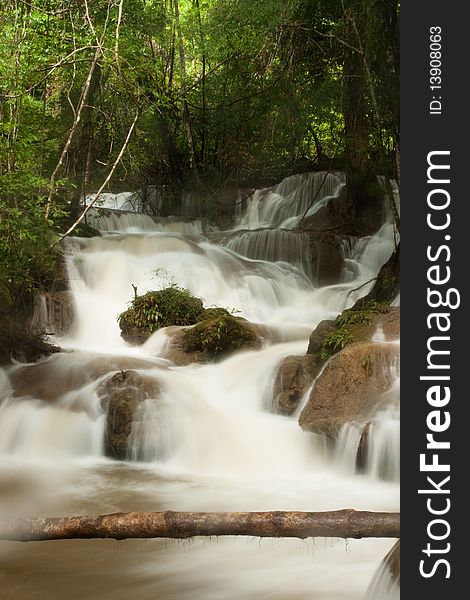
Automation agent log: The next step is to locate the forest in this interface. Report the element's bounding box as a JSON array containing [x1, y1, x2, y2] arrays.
[[0, 0, 398, 342], [0, 3, 400, 599]]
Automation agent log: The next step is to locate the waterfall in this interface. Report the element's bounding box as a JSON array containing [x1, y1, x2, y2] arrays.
[[236, 171, 346, 229], [0, 170, 399, 600], [222, 229, 315, 279], [335, 370, 400, 481]]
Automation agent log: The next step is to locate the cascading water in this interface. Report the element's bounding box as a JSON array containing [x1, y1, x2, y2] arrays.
[[335, 369, 400, 481], [217, 171, 348, 281], [236, 171, 346, 230], [0, 171, 399, 600]]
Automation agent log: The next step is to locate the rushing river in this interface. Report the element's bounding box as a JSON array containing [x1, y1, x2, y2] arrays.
[[0, 173, 399, 599]]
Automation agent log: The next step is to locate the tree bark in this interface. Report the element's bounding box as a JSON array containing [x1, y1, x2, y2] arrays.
[[0, 509, 399, 542]]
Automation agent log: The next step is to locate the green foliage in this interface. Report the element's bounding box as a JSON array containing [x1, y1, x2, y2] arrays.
[[118, 286, 206, 333], [0, 0, 399, 196], [335, 302, 379, 328], [203, 307, 232, 320], [321, 326, 353, 360], [183, 313, 259, 358], [0, 198, 61, 297]]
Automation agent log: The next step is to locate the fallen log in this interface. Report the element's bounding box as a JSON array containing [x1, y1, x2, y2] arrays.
[[0, 509, 399, 542]]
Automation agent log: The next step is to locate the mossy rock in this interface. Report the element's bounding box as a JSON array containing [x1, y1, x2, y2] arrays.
[[119, 287, 206, 345], [299, 342, 399, 438], [183, 313, 262, 360]]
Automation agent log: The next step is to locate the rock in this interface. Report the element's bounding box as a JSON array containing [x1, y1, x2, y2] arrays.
[[301, 183, 353, 232], [182, 314, 262, 361], [384, 540, 400, 585], [97, 370, 161, 460], [118, 287, 206, 346], [309, 232, 345, 286], [147, 317, 279, 366], [306, 319, 337, 356], [356, 422, 371, 471], [272, 355, 320, 416], [31, 291, 75, 336], [352, 246, 400, 309], [272, 308, 399, 419], [119, 324, 150, 346], [299, 342, 399, 438], [9, 354, 162, 404], [337, 306, 400, 344]]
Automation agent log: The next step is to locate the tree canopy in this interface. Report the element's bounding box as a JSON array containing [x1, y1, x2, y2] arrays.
[[0, 0, 399, 306]]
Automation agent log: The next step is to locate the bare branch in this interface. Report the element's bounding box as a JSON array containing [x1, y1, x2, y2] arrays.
[[55, 110, 140, 242], [1, 46, 99, 101], [114, 0, 124, 75], [45, 44, 103, 220]]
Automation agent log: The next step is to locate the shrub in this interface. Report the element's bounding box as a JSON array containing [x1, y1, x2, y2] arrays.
[[118, 286, 206, 333]]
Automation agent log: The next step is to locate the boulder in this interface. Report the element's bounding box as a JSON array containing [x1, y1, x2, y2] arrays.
[[306, 319, 337, 356], [118, 287, 206, 346], [299, 342, 399, 438], [182, 313, 262, 362], [272, 355, 320, 416], [97, 370, 161, 460], [147, 316, 280, 366]]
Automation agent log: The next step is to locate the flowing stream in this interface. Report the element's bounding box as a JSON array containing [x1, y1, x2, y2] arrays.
[[0, 173, 399, 599]]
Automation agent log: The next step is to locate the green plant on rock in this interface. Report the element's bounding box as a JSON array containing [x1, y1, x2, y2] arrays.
[[183, 313, 259, 358], [335, 301, 380, 328], [118, 286, 206, 333], [321, 326, 353, 360]]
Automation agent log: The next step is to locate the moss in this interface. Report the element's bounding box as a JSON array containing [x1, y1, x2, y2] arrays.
[[183, 313, 260, 359], [321, 326, 354, 360], [118, 286, 206, 335], [335, 301, 381, 328], [203, 307, 232, 320]]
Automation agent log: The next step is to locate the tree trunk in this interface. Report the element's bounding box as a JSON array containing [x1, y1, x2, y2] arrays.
[[69, 62, 103, 220], [342, 11, 367, 171], [0, 509, 399, 542], [174, 0, 198, 173]]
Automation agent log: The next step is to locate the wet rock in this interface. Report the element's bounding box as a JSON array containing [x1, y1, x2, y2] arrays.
[[352, 247, 400, 309], [306, 320, 337, 356], [272, 355, 320, 416], [337, 306, 400, 344], [97, 370, 161, 460], [146, 314, 275, 366], [299, 342, 399, 438], [180, 314, 263, 363], [32, 291, 75, 336], [9, 354, 162, 404]]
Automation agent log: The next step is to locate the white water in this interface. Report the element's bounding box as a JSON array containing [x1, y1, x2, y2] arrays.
[[335, 372, 400, 482], [0, 171, 399, 599], [236, 171, 346, 230]]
